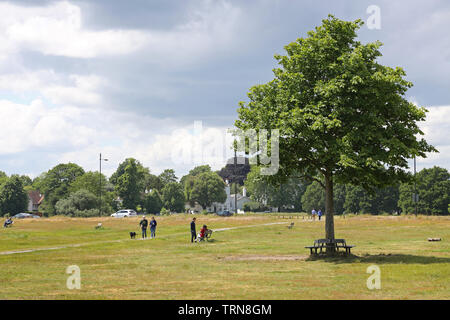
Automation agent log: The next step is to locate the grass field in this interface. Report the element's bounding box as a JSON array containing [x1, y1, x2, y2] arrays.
[[0, 214, 449, 299]]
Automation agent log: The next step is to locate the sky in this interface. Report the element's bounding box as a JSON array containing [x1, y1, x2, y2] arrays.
[[0, 0, 449, 178]]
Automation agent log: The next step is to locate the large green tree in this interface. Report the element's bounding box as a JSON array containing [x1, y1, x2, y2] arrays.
[[235, 16, 436, 248], [55, 189, 98, 217], [245, 166, 307, 211], [161, 182, 185, 213], [111, 158, 145, 210], [158, 169, 178, 189], [39, 163, 85, 215], [0, 171, 8, 188], [398, 166, 449, 215], [189, 171, 227, 210], [180, 165, 212, 186], [69, 171, 111, 195], [69, 171, 114, 215], [301, 181, 347, 214], [0, 175, 28, 216], [180, 165, 213, 205], [144, 189, 163, 214]]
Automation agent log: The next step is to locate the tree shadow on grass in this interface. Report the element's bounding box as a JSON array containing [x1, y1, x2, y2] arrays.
[[306, 253, 450, 265]]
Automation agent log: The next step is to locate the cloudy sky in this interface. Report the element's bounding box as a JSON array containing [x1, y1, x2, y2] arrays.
[[0, 0, 449, 178]]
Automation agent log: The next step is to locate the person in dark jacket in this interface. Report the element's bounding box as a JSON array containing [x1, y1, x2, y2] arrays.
[[140, 216, 148, 239], [150, 217, 157, 239], [3, 218, 13, 228], [190, 217, 196, 243]]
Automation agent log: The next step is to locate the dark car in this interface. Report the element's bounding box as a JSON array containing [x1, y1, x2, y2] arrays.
[[12, 213, 40, 219], [216, 210, 232, 217]]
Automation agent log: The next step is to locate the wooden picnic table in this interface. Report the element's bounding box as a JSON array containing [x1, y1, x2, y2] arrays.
[[305, 238, 355, 255]]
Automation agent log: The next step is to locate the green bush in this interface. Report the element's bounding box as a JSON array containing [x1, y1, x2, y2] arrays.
[[243, 201, 267, 212], [55, 189, 98, 217], [160, 207, 170, 216], [144, 190, 163, 214], [73, 209, 99, 217]]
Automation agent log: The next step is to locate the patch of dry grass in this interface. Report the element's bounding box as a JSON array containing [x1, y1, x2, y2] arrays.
[[0, 214, 449, 299]]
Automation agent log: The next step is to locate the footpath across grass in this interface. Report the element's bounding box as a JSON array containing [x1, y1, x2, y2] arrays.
[[0, 214, 449, 299]]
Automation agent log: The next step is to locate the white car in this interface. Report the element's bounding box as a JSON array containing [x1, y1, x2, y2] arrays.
[[111, 209, 137, 218]]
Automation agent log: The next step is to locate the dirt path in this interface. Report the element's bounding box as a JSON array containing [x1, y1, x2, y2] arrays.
[[0, 221, 289, 256]]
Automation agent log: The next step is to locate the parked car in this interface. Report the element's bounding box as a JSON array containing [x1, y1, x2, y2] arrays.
[[111, 209, 137, 218], [216, 210, 232, 217], [12, 213, 40, 219]]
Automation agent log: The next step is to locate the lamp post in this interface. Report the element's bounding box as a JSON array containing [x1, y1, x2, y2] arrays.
[[99, 153, 108, 216], [234, 148, 237, 214], [414, 156, 417, 217]]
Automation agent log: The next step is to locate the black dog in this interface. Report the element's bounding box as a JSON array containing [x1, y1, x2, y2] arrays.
[[130, 232, 136, 239]]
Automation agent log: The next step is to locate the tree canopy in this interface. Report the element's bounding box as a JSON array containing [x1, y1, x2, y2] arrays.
[[398, 166, 449, 215], [0, 175, 28, 216], [245, 166, 307, 211], [161, 182, 185, 213], [111, 158, 146, 210], [39, 163, 85, 215], [158, 169, 178, 189], [235, 16, 436, 243], [189, 171, 227, 210]]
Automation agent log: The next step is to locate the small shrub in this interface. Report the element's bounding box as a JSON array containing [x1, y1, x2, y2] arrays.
[[74, 209, 100, 217], [243, 201, 267, 212]]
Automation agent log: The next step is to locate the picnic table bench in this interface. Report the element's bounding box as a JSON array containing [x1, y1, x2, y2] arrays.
[[334, 239, 355, 255], [305, 238, 355, 255]]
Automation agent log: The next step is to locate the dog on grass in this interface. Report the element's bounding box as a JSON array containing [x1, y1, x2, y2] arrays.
[[130, 232, 136, 239]]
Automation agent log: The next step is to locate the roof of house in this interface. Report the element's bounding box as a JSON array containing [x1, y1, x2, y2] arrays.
[[28, 190, 44, 205]]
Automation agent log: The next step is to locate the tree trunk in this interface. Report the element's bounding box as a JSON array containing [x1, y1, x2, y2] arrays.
[[324, 172, 335, 253]]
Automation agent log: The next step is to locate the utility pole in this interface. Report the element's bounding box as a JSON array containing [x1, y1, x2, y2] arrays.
[[99, 153, 108, 216], [233, 146, 238, 214], [414, 156, 417, 217]]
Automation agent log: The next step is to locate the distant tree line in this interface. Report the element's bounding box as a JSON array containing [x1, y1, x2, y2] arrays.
[[0, 159, 227, 217], [0, 162, 448, 217], [243, 166, 449, 215]]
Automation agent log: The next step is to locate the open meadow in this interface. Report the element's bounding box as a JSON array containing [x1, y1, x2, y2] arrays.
[[0, 214, 449, 299]]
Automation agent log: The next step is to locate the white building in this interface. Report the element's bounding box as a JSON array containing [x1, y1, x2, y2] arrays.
[[185, 181, 252, 213], [206, 182, 251, 213]]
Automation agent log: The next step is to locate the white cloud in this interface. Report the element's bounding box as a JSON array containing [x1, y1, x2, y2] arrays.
[[0, 1, 148, 58], [42, 74, 106, 106], [142, 0, 242, 65], [0, 98, 233, 177], [0, 71, 106, 107], [415, 106, 450, 170], [0, 0, 448, 178], [0, 99, 97, 154], [0, 0, 242, 65], [0, 70, 57, 93]]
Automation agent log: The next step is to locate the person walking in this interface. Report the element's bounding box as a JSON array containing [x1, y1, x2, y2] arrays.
[[318, 209, 323, 221], [140, 215, 148, 239], [190, 217, 197, 243], [311, 209, 317, 221], [150, 216, 157, 239]]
